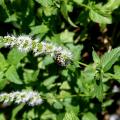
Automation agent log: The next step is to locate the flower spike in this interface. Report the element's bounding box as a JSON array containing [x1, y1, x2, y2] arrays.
[[1, 35, 72, 66], [0, 91, 43, 106]]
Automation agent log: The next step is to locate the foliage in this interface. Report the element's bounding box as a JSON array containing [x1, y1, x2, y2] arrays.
[[0, 0, 120, 119]]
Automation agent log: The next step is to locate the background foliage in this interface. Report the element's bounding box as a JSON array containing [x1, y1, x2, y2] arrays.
[[0, 0, 120, 119]]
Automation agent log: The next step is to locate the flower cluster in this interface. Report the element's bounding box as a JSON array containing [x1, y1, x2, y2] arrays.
[[54, 47, 72, 66], [1, 35, 72, 66], [0, 91, 43, 106]]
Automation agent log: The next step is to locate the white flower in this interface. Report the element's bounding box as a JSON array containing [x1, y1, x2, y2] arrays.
[[28, 92, 43, 106], [0, 91, 43, 106], [54, 47, 72, 66], [33, 40, 43, 56], [4, 35, 16, 47], [17, 35, 32, 52], [2, 35, 72, 66]]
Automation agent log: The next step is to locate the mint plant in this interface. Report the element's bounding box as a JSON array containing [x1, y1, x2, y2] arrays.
[[0, 0, 120, 119]]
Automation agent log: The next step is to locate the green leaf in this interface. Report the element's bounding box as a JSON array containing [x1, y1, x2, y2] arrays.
[[35, 0, 53, 7], [77, 65, 96, 96], [11, 104, 24, 120], [5, 65, 22, 84], [60, 81, 70, 90], [23, 109, 37, 120], [102, 99, 113, 108], [94, 80, 103, 101], [112, 65, 120, 82], [0, 71, 4, 80], [0, 37, 4, 48], [67, 44, 83, 62], [92, 50, 100, 64], [65, 105, 79, 115], [57, 113, 65, 120], [0, 78, 7, 90], [5, 13, 17, 23], [73, 0, 83, 5], [7, 48, 26, 66], [41, 110, 56, 120], [0, 72, 7, 90], [23, 69, 39, 83], [42, 76, 58, 86], [101, 47, 120, 72], [82, 112, 97, 120], [53, 100, 63, 109], [61, 1, 77, 27], [60, 90, 71, 98], [0, 52, 8, 71], [43, 56, 54, 66], [105, 72, 120, 83], [114, 65, 120, 75], [89, 9, 112, 24], [63, 111, 79, 120], [30, 24, 49, 36], [60, 30, 74, 43], [43, 6, 57, 16], [89, 4, 112, 24], [0, 113, 5, 120], [0, 0, 5, 5], [104, 0, 120, 11]]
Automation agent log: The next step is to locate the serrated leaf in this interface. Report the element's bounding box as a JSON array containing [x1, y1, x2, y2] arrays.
[[112, 65, 120, 82], [43, 76, 58, 86], [7, 48, 26, 66], [0, 52, 8, 71], [82, 112, 97, 120], [63, 111, 79, 120], [60, 90, 71, 98], [41, 110, 56, 120], [5, 65, 22, 84], [43, 6, 57, 16], [104, 0, 120, 11], [67, 44, 83, 62], [89, 9, 112, 24], [60, 81, 70, 90], [60, 30, 74, 43], [53, 100, 63, 109], [92, 50, 100, 64], [65, 105, 79, 115], [101, 47, 120, 72], [30, 24, 49, 35], [23, 69, 39, 83], [94, 80, 103, 101], [43, 56, 54, 66]]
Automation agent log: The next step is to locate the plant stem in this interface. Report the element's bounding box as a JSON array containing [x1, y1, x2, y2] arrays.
[[41, 93, 90, 100], [78, 3, 91, 10], [78, 61, 88, 67]]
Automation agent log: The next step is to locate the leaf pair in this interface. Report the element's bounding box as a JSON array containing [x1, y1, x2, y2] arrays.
[[93, 47, 120, 72], [89, 0, 120, 24]]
